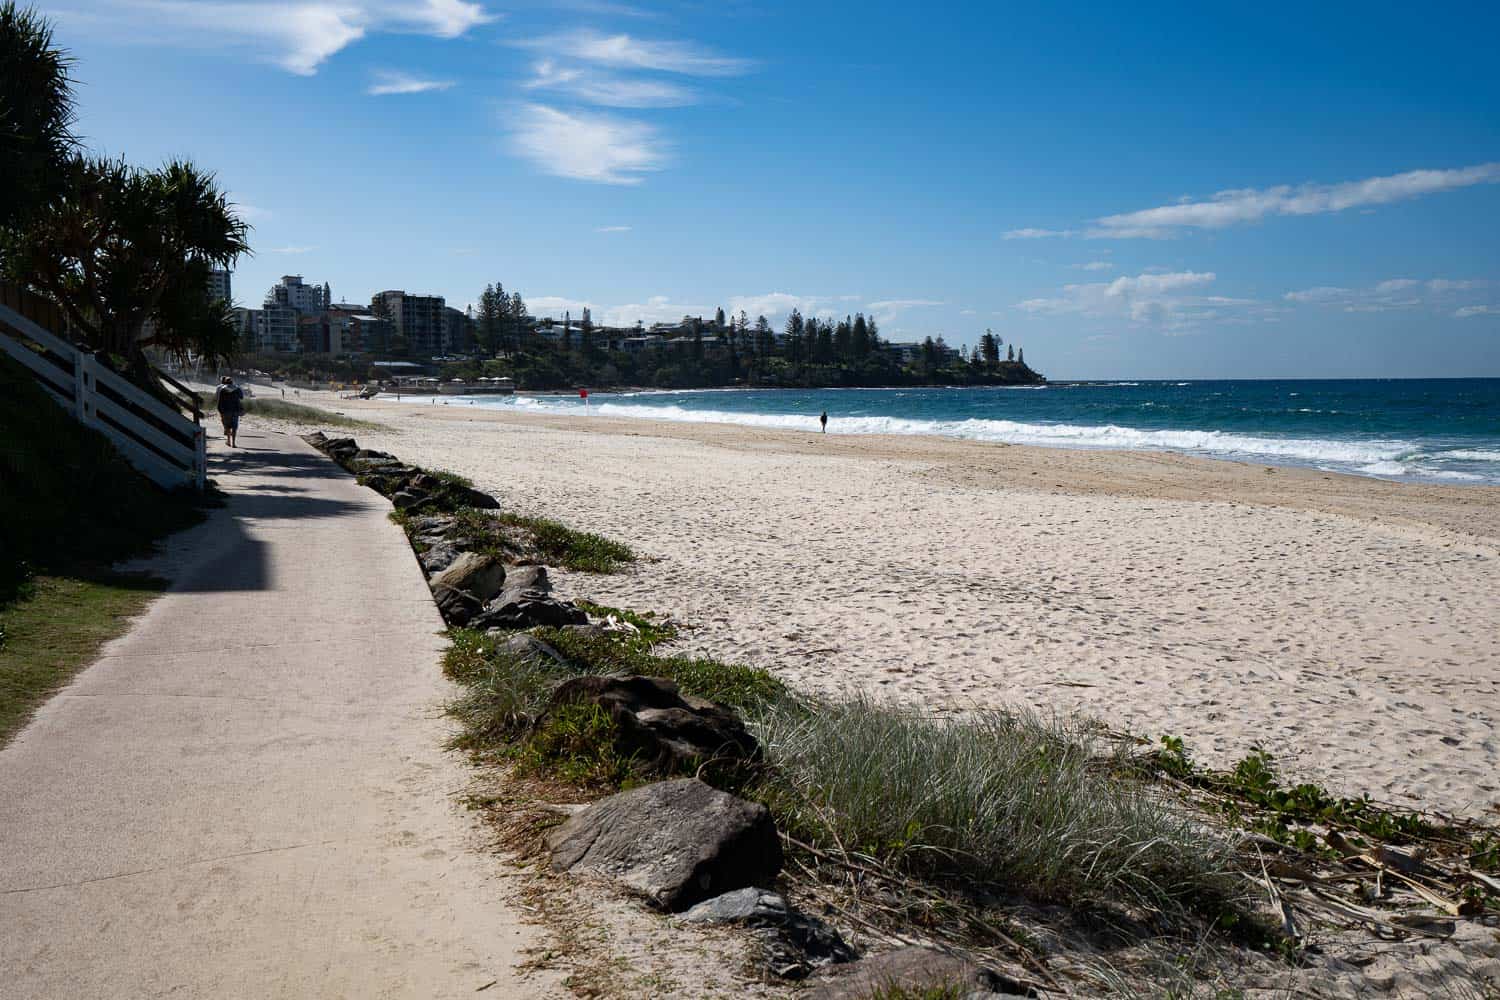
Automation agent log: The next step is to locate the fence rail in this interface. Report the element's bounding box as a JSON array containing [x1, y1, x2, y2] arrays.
[[0, 294, 206, 492]]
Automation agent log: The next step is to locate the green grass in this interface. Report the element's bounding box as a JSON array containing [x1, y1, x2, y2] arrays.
[[0, 574, 166, 744], [238, 397, 385, 429], [445, 508, 636, 574], [443, 605, 1248, 927], [752, 697, 1246, 918]]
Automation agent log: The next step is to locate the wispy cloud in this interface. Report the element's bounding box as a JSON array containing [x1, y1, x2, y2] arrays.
[[1017, 271, 1262, 331], [1285, 278, 1493, 314], [595, 225, 632, 233], [269, 245, 317, 254], [367, 69, 454, 95], [1094, 163, 1500, 238], [229, 194, 269, 222], [522, 59, 697, 107], [1003, 228, 1074, 240], [512, 29, 754, 76], [509, 103, 668, 185], [1455, 305, 1499, 318], [80, 1, 492, 75], [1073, 261, 1114, 271], [867, 298, 944, 310]]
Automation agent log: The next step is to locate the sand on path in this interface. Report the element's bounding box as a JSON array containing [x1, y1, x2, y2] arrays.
[[331, 395, 1500, 819], [0, 429, 558, 999]]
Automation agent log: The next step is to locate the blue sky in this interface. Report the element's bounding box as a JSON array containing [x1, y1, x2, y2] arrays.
[[50, 0, 1500, 377]]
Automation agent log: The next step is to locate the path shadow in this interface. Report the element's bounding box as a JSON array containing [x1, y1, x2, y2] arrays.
[[170, 441, 372, 593]]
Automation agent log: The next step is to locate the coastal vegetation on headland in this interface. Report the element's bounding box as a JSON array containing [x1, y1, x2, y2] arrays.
[[241, 295, 1045, 392]]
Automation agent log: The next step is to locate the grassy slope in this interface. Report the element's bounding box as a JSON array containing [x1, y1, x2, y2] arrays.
[[239, 397, 384, 429], [0, 575, 165, 743], [0, 353, 203, 742]]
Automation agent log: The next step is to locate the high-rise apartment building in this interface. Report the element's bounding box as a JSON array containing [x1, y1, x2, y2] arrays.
[[371, 290, 446, 358]]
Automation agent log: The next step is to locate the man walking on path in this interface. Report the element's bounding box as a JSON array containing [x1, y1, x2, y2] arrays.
[[215, 375, 244, 447]]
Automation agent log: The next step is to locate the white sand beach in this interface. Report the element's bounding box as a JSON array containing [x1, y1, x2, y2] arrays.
[[300, 391, 1500, 820]]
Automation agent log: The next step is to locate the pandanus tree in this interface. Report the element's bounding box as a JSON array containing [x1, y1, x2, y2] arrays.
[[5, 155, 251, 386], [0, 1, 77, 231], [2, 3, 249, 391]]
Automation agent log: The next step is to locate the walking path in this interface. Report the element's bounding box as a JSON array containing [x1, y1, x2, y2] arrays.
[[0, 429, 557, 999]]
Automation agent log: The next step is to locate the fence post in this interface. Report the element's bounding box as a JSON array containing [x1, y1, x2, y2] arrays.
[[74, 350, 91, 425], [194, 424, 207, 492]]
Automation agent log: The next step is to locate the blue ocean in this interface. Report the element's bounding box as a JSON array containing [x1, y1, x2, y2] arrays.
[[442, 380, 1500, 485]]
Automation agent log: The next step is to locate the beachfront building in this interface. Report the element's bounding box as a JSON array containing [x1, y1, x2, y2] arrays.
[[208, 267, 232, 305], [443, 306, 475, 355], [372, 290, 446, 358]]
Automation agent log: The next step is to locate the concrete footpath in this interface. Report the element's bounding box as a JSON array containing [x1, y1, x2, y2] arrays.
[[0, 429, 559, 999]]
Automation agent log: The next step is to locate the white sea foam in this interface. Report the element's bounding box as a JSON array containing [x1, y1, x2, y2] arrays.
[[425, 393, 1500, 483]]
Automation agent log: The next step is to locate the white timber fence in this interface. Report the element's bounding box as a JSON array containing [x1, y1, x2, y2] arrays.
[[0, 296, 207, 492]]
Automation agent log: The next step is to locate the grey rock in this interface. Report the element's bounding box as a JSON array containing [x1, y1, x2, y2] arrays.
[[432, 584, 481, 627], [302, 431, 328, 449], [546, 778, 782, 912], [430, 552, 506, 604], [392, 489, 437, 513], [500, 565, 551, 596], [495, 633, 573, 670], [418, 542, 461, 576], [538, 675, 759, 775], [807, 946, 1035, 999], [354, 448, 393, 460], [406, 514, 455, 535], [682, 889, 855, 979], [472, 594, 587, 630]]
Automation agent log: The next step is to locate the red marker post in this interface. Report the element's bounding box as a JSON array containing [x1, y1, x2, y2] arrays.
[[579, 387, 589, 414]]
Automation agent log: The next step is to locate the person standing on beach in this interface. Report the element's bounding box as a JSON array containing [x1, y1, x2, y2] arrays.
[[215, 375, 244, 447], [820, 410, 828, 434]]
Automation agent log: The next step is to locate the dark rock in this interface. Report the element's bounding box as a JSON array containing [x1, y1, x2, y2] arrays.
[[354, 448, 393, 460], [418, 542, 461, 576], [546, 778, 782, 912], [432, 584, 481, 627], [392, 489, 437, 513], [448, 484, 500, 510], [807, 946, 1036, 999], [407, 514, 455, 535], [681, 889, 855, 979], [430, 552, 506, 604], [470, 594, 589, 630], [322, 437, 359, 461], [302, 431, 328, 449], [539, 675, 759, 774]]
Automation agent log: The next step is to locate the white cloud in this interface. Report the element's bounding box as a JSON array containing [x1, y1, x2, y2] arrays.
[[866, 298, 944, 310], [508, 104, 668, 185], [1003, 228, 1074, 240], [529, 295, 595, 319], [269, 245, 317, 254], [367, 70, 454, 95], [1285, 277, 1493, 313], [1094, 162, 1500, 238], [513, 29, 753, 76], [78, 2, 491, 75], [1455, 305, 1499, 318], [600, 295, 710, 327], [595, 225, 632, 233], [1016, 270, 1245, 330], [229, 194, 269, 222], [1074, 261, 1113, 271], [523, 59, 697, 107]]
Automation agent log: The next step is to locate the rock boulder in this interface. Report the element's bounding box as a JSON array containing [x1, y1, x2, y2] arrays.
[[429, 552, 507, 604], [681, 888, 855, 979], [539, 674, 759, 774], [546, 778, 782, 912], [807, 946, 1035, 999]]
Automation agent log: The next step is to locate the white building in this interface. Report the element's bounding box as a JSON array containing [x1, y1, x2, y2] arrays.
[[208, 268, 232, 305]]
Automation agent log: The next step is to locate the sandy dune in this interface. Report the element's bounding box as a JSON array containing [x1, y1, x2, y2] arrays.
[[310, 392, 1500, 819]]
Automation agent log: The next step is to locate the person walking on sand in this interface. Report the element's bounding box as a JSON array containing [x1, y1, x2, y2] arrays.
[[215, 375, 244, 447], [820, 410, 828, 434]]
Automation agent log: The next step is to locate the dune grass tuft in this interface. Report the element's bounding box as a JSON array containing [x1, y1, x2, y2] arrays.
[[238, 397, 384, 429]]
